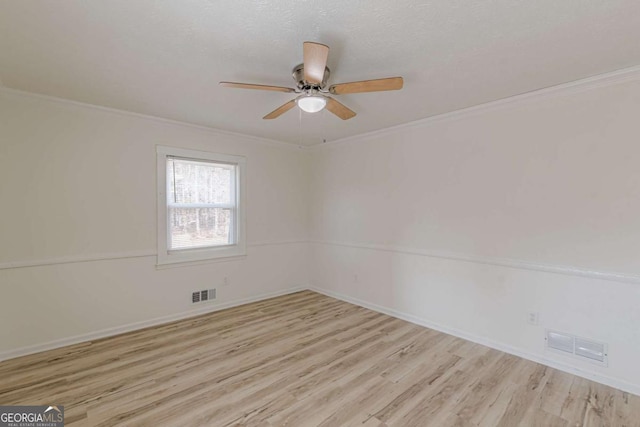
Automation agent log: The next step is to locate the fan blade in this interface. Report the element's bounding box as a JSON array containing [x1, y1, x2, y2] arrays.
[[326, 97, 356, 120], [263, 100, 296, 119], [303, 42, 329, 84], [329, 77, 403, 94], [219, 82, 296, 93]]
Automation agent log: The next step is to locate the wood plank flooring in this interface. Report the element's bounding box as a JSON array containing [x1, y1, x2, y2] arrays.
[[1, 291, 639, 426]]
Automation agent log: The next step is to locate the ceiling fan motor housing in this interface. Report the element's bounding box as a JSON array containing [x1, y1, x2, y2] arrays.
[[292, 63, 330, 91]]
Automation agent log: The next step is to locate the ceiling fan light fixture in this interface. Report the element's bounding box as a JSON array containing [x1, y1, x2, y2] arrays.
[[297, 95, 327, 113]]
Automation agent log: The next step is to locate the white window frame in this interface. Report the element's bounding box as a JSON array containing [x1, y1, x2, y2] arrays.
[[157, 146, 246, 265]]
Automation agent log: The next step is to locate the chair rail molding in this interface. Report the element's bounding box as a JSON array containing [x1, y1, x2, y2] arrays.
[[312, 240, 640, 285]]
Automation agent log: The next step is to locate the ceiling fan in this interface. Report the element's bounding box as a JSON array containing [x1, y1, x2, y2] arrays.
[[220, 42, 404, 120]]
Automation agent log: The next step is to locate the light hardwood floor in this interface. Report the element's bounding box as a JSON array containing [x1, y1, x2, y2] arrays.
[[1, 291, 639, 426]]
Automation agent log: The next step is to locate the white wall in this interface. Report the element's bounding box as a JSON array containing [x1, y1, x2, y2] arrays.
[[0, 89, 311, 357], [310, 74, 640, 394], [3, 70, 640, 395]]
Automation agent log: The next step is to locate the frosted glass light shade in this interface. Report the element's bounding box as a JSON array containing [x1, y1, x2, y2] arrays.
[[297, 95, 327, 113]]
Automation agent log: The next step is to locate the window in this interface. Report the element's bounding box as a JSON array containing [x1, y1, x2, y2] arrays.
[[157, 146, 246, 265]]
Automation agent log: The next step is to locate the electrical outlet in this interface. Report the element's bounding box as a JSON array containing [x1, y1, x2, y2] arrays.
[[223, 277, 229, 286], [527, 312, 539, 325]]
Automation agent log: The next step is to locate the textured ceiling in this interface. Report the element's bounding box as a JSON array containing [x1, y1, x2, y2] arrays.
[[1, 1, 640, 145]]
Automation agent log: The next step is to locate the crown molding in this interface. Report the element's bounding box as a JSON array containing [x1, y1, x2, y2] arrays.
[[3, 63, 640, 152], [311, 64, 640, 150], [0, 87, 305, 151]]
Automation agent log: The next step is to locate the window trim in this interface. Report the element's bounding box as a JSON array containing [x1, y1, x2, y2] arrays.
[[156, 146, 246, 265]]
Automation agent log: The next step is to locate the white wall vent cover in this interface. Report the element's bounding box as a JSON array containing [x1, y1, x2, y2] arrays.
[[545, 330, 608, 366], [575, 338, 606, 363], [547, 331, 574, 354]]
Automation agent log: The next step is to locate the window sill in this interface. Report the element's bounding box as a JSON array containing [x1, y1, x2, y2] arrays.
[[156, 243, 246, 268]]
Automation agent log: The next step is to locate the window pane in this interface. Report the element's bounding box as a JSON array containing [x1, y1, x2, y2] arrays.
[[168, 158, 233, 205], [169, 207, 232, 249]]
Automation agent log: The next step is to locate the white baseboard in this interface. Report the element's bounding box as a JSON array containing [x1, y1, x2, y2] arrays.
[[4, 283, 638, 397], [309, 286, 640, 397], [0, 286, 306, 362]]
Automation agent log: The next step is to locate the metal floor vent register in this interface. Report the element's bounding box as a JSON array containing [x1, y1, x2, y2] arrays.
[[546, 330, 607, 366]]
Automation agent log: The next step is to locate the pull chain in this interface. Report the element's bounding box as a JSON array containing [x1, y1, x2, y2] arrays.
[[298, 105, 303, 145]]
